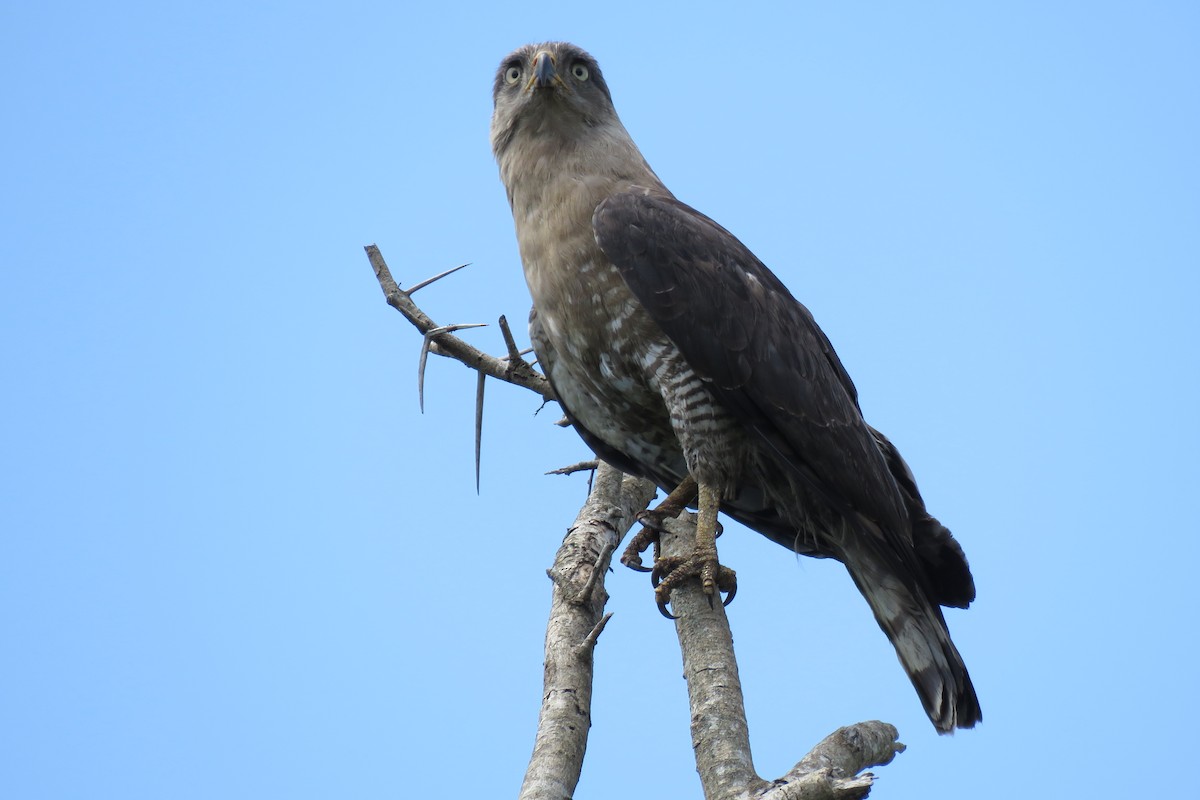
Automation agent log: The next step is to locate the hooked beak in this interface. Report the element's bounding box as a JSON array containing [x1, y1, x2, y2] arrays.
[[529, 50, 559, 91]]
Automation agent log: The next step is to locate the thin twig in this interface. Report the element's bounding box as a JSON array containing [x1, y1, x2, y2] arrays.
[[546, 460, 599, 476], [498, 314, 524, 362], [573, 612, 613, 660], [366, 244, 553, 401], [574, 540, 616, 605]]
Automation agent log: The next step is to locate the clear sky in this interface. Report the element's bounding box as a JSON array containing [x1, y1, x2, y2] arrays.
[[3, 2, 1198, 798]]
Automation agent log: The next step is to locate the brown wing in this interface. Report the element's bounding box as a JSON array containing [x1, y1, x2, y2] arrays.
[[593, 190, 909, 537], [594, 191, 982, 731]]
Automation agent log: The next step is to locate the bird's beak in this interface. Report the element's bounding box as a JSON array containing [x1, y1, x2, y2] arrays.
[[529, 50, 559, 91]]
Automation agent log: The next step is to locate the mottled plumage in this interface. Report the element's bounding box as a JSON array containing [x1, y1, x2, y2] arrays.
[[491, 42, 980, 732]]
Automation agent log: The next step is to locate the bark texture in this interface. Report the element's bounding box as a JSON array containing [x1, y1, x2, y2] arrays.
[[519, 463, 657, 799]]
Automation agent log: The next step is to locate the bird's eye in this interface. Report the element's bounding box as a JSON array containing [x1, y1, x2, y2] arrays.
[[504, 66, 521, 84], [571, 63, 589, 81]]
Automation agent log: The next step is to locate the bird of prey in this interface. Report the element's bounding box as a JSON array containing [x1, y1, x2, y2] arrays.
[[490, 41, 980, 733]]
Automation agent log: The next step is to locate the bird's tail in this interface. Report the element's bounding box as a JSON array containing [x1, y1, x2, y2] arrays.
[[844, 540, 981, 733]]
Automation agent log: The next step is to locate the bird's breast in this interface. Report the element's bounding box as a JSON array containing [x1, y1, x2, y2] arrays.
[[509, 174, 743, 490], [524, 243, 687, 472]]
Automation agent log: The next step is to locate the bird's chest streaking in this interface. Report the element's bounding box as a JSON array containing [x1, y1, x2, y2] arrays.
[[519, 207, 746, 496]]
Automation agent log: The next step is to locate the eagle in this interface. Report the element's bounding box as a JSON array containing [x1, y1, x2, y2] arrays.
[[490, 42, 980, 733]]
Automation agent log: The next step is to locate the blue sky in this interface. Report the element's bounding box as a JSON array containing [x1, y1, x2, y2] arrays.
[[2, 2, 1198, 798]]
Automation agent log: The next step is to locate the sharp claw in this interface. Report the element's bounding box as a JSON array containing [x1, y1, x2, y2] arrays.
[[650, 559, 672, 587], [656, 596, 678, 620], [621, 548, 653, 572], [649, 554, 737, 616], [622, 525, 661, 574]]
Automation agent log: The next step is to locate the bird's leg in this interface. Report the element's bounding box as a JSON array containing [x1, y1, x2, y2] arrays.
[[649, 482, 737, 618], [620, 475, 698, 572]]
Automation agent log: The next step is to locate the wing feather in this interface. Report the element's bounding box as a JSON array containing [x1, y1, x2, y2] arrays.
[[593, 191, 908, 536]]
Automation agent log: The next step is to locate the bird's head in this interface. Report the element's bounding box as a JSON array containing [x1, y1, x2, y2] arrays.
[[490, 42, 617, 160]]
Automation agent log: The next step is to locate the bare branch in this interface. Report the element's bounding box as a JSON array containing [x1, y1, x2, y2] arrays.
[[659, 513, 766, 797], [573, 612, 613, 660], [574, 541, 616, 606], [365, 244, 553, 401], [657, 515, 904, 800], [419, 323, 486, 413], [788, 722, 906, 780], [519, 463, 658, 800], [498, 314, 524, 362], [545, 460, 599, 477], [366, 244, 906, 798]]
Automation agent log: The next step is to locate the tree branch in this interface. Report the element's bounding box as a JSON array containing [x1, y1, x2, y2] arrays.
[[657, 515, 903, 800], [518, 464, 657, 799], [365, 244, 551, 400], [366, 245, 905, 798]]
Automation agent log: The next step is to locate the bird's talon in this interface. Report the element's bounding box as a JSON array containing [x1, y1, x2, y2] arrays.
[[634, 508, 669, 532], [649, 556, 682, 588], [621, 526, 661, 573], [645, 549, 737, 616], [655, 592, 678, 620], [620, 551, 653, 572], [717, 565, 737, 607]]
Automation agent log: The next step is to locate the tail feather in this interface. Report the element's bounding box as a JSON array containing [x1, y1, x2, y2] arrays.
[[868, 424, 976, 608], [845, 543, 981, 733]]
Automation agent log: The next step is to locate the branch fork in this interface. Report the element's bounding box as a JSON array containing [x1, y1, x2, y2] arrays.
[[366, 245, 906, 799]]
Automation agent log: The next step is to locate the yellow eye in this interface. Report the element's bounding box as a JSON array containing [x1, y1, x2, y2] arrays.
[[505, 66, 521, 84], [571, 63, 589, 81]]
